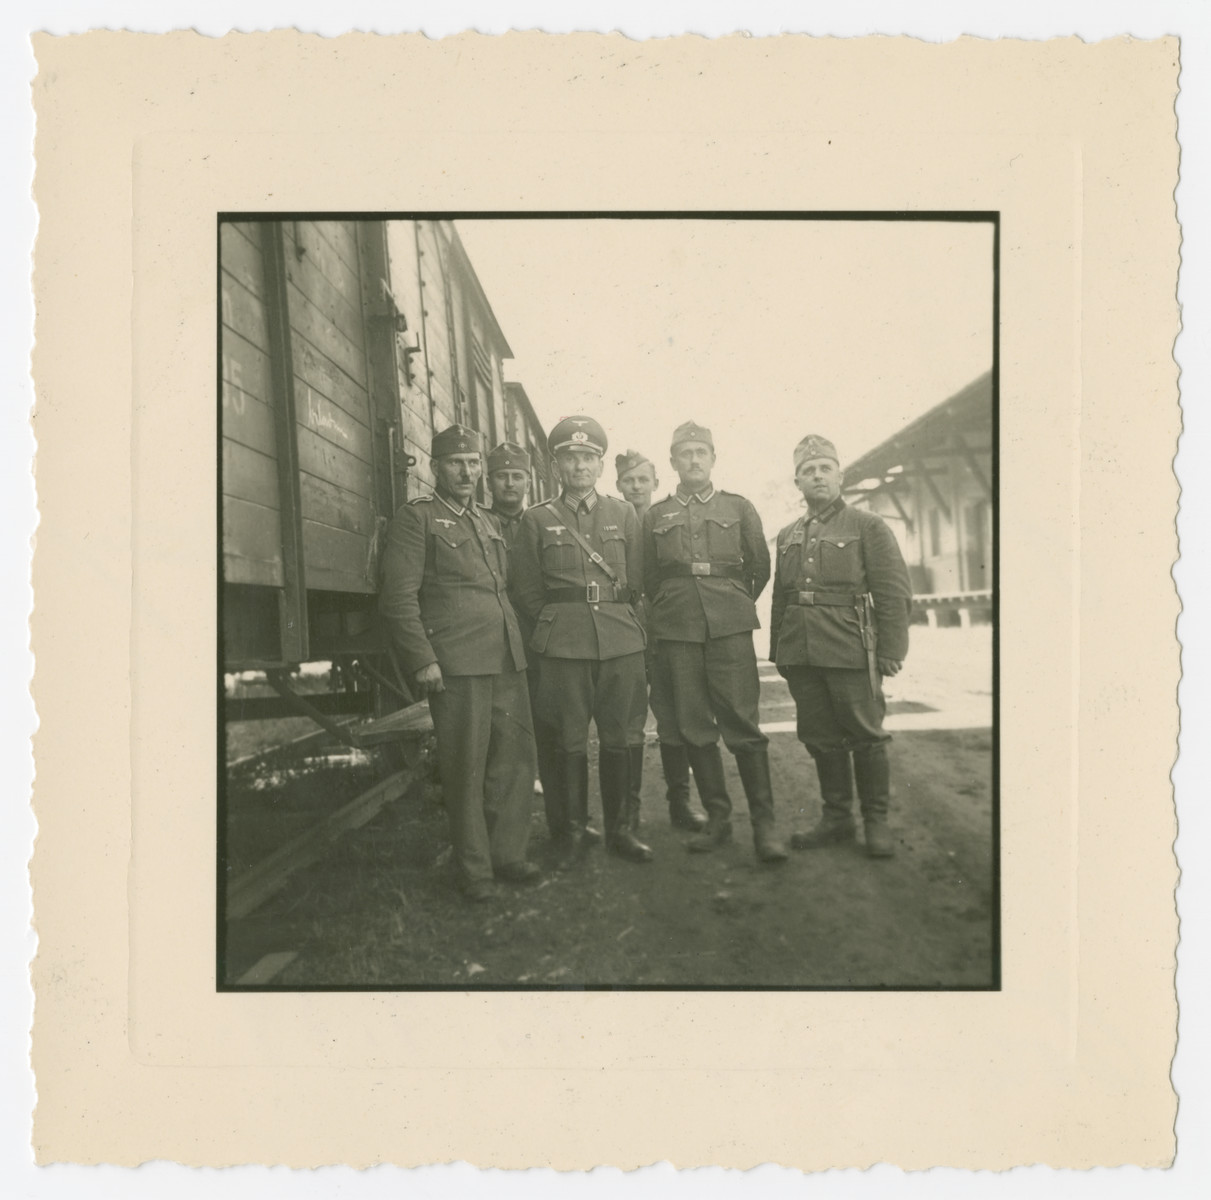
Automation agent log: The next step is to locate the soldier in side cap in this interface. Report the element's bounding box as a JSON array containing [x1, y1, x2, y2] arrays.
[[512, 416, 653, 868], [643, 421, 789, 863], [486, 441, 598, 845], [379, 424, 540, 902], [615, 448, 709, 834], [769, 435, 912, 858]]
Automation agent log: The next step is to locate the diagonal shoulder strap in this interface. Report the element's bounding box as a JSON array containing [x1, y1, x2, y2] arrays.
[[563, 523, 620, 585]]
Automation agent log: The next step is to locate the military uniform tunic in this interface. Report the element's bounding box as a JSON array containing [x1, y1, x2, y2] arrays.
[[379, 491, 536, 884], [769, 496, 912, 752], [511, 490, 647, 753], [641, 486, 771, 752]]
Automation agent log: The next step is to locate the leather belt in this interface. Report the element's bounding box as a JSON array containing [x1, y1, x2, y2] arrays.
[[785, 590, 864, 606], [546, 584, 630, 604], [659, 562, 746, 581]]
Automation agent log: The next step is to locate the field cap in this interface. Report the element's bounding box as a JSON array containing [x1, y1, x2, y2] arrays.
[[793, 434, 840, 469], [615, 448, 654, 477], [486, 441, 531, 473], [431, 423, 482, 459], [549, 415, 607, 456], [670, 421, 714, 452]]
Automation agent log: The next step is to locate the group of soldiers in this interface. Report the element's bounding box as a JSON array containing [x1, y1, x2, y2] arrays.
[[379, 415, 912, 902]]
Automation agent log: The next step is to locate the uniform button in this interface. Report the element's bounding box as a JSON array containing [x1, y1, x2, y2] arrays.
[[592, 605, 599, 610], [804, 577, 812, 583], [807, 557, 814, 563]]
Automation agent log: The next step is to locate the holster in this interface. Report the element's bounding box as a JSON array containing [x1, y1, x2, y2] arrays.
[[858, 595, 880, 695]]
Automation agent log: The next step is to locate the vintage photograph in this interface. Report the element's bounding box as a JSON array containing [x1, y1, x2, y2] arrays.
[[218, 214, 997, 990]]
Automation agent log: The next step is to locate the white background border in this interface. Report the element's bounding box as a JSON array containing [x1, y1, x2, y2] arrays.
[[4, 2, 1207, 1196]]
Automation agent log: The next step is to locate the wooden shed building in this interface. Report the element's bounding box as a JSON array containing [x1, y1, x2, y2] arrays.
[[843, 371, 994, 625]]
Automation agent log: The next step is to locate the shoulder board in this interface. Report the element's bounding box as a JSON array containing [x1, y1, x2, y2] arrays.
[[408, 494, 434, 505], [533, 497, 559, 510]]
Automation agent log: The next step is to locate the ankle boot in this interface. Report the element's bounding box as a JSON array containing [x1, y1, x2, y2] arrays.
[[661, 742, 708, 831], [854, 743, 894, 858], [554, 751, 591, 869], [790, 751, 857, 849], [600, 747, 653, 863], [684, 743, 734, 852], [736, 747, 788, 862]]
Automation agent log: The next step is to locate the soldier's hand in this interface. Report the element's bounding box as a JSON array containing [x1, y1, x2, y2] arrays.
[[877, 657, 903, 677], [414, 662, 445, 697]]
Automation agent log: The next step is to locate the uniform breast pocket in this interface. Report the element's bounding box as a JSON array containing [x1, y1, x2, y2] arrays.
[[705, 514, 742, 561], [485, 528, 508, 573], [541, 534, 578, 572], [819, 535, 861, 586], [652, 519, 686, 564], [434, 530, 474, 579], [601, 531, 627, 572]]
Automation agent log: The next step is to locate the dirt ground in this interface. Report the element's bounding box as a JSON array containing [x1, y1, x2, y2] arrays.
[[222, 642, 995, 990]]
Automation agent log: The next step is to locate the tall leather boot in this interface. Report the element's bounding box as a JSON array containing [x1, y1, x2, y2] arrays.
[[790, 751, 857, 849], [536, 722, 565, 841], [661, 743, 708, 832], [600, 748, 653, 863], [553, 751, 591, 870], [736, 747, 789, 862], [627, 744, 646, 831], [685, 743, 734, 852], [854, 743, 895, 858]]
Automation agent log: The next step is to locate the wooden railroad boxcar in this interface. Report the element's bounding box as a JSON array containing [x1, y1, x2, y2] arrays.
[[221, 217, 549, 730]]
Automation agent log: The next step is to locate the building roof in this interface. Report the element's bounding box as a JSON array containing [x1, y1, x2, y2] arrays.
[[843, 371, 992, 489], [447, 222, 514, 358], [504, 380, 543, 436]]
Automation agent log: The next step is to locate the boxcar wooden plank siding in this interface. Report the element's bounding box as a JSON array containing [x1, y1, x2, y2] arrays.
[[287, 223, 362, 317], [290, 331, 372, 431], [220, 222, 265, 297], [223, 496, 284, 587], [222, 391, 277, 460], [287, 280, 367, 389], [311, 220, 361, 277], [222, 326, 273, 404], [300, 473, 377, 540], [221, 270, 269, 354], [295, 383, 373, 465], [284, 248, 366, 350], [296, 425, 375, 500], [222, 439, 281, 512], [302, 519, 376, 593]]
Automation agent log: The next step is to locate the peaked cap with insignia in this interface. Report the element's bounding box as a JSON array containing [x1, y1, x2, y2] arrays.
[[549, 415, 607, 456], [486, 441, 531, 473], [670, 420, 714, 453], [792, 434, 840, 469], [430, 423, 483, 459], [615, 448, 654, 477]]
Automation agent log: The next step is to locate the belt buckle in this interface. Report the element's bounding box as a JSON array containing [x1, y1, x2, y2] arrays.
[[798, 590, 815, 605], [586, 581, 600, 603], [690, 561, 711, 576]]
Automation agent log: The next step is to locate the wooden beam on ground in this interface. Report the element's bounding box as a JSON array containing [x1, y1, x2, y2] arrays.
[[236, 951, 299, 985], [226, 767, 416, 920]]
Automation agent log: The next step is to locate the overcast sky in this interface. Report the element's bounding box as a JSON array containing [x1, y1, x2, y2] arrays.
[[457, 217, 993, 532]]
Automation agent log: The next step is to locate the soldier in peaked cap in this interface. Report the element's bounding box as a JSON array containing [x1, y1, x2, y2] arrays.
[[615, 448, 709, 835], [378, 423, 540, 902], [643, 421, 788, 863], [511, 416, 653, 868], [769, 434, 912, 858]]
